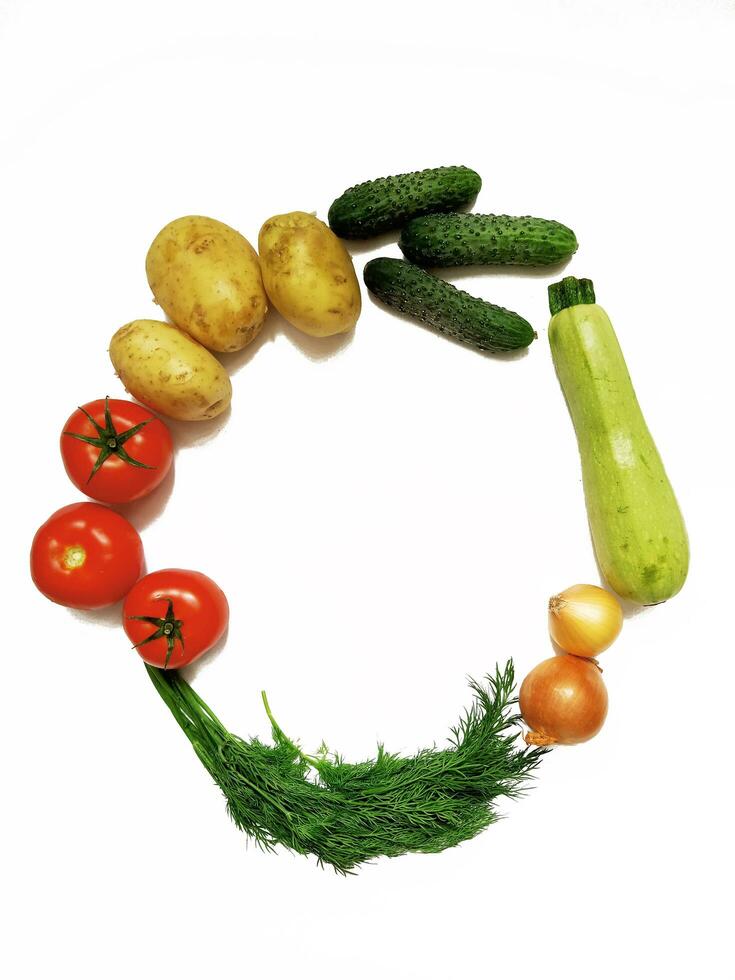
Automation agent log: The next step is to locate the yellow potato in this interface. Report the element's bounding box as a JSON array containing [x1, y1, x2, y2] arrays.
[[109, 319, 231, 422], [258, 211, 361, 337], [146, 215, 268, 353]]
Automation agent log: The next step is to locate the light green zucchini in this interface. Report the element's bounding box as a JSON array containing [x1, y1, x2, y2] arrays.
[[548, 276, 688, 604]]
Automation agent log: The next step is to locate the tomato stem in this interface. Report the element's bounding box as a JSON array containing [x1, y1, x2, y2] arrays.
[[129, 597, 184, 667], [63, 396, 156, 484]]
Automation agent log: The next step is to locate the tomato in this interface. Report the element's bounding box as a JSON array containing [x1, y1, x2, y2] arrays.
[[60, 397, 173, 503], [123, 569, 229, 669], [30, 502, 145, 610]]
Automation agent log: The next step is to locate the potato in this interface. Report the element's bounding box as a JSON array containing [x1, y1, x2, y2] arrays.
[[258, 211, 361, 337], [109, 319, 231, 422], [146, 215, 268, 353]]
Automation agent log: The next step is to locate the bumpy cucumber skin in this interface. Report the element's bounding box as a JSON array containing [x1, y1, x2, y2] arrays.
[[328, 166, 481, 239], [549, 303, 689, 604], [400, 213, 578, 267], [364, 258, 535, 353]]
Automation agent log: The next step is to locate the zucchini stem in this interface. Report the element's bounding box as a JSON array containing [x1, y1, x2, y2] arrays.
[[548, 276, 596, 315]]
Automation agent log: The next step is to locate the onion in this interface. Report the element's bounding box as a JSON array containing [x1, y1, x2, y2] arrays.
[[520, 655, 608, 746], [548, 584, 623, 657]]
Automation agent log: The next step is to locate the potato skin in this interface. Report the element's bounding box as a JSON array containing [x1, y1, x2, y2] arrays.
[[258, 211, 361, 337], [146, 215, 268, 353], [109, 319, 232, 422]]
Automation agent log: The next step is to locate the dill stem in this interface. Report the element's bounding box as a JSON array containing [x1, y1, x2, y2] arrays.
[[148, 669, 298, 821], [170, 673, 223, 751], [145, 664, 190, 730], [261, 691, 323, 770], [146, 665, 219, 758]]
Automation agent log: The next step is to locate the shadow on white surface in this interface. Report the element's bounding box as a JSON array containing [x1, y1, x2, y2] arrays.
[[365, 292, 531, 362], [114, 462, 176, 531], [180, 623, 230, 685], [219, 307, 354, 372], [588, 544, 654, 622], [218, 315, 279, 377], [344, 230, 399, 256], [280, 318, 354, 362], [69, 598, 125, 631], [616, 594, 654, 621], [166, 407, 232, 449], [440, 255, 574, 283]]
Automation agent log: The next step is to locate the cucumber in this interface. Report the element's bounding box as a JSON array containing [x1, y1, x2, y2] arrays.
[[548, 276, 688, 604], [364, 257, 536, 353], [328, 166, 481, 239], [400, 213, 577, 267]]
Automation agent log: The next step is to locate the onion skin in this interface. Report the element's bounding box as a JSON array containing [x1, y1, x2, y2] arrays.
[[549, 584, 623, 658], [520, 655, 608, 746]]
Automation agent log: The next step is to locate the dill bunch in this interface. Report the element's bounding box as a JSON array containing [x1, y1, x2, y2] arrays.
[[146, 660, 544, 874]]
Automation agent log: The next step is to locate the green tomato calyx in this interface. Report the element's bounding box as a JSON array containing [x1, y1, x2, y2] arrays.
[[128, 597, 184, 668], [63, 396, 156, 483]]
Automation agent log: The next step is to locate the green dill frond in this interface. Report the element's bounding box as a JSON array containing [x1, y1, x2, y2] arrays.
[[146, 660, 544, 874]]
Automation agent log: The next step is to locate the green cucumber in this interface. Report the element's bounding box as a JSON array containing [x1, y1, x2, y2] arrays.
[[328, 166, 481, 239], [548, 276, 688, 604], [364, 257, 536, 353], [400, 213, 577, 267]]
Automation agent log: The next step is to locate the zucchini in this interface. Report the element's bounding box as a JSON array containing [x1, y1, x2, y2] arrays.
[[548, 276, 688, 604], [399, 213, 577, 267], [328, 166, 481, 239], [364, 257, 536, 353]]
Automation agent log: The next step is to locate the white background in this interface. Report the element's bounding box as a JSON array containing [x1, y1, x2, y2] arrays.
[[2, 1, 734, 977]]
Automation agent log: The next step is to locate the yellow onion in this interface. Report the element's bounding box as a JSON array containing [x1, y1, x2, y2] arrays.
[[520, 655, 608, 746], [548, 584, 623, 657]]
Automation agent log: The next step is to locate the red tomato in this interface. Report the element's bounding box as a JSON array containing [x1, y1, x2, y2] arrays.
[[30, 502, 145, 610], [123, 569, 229, 669], [61, 397, 173, 503]]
